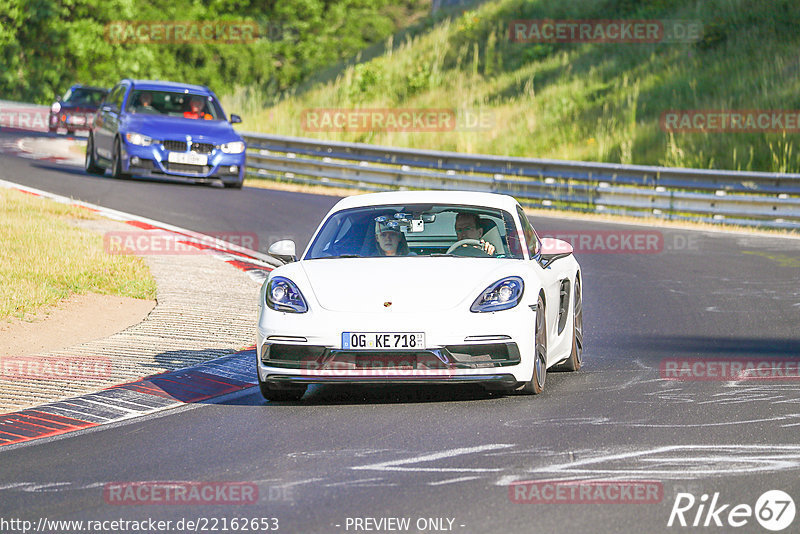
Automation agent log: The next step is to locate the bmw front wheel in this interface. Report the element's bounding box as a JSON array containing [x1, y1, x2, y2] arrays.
[[111, 138, 130, 179], [85, 134, 105, 175]]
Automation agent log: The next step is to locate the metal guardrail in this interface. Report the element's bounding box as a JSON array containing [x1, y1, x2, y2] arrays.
[[241, 133, 800, 229], [4, 98, 797, 228]]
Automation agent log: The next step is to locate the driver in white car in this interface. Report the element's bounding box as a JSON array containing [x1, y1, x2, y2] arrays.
[[454, 212, 496, 255]]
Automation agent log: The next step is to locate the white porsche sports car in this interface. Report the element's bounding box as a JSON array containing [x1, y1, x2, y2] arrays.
[[256, 191, 583, 401]]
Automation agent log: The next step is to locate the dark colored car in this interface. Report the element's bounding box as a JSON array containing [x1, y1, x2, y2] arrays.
[[85, 79, 246, 189], [49, 85, 108, 134]]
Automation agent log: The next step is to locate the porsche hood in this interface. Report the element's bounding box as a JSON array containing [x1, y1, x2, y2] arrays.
[[294, 258, 519, 313]]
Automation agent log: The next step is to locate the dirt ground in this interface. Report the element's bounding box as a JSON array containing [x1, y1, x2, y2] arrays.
[[0, 294, 156, 358]]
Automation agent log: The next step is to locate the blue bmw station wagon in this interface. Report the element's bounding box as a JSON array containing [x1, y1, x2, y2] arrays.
[[86, 79, 246, 188]]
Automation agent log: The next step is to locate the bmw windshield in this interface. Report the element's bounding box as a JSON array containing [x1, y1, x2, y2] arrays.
[[125, 90, 225, 120]]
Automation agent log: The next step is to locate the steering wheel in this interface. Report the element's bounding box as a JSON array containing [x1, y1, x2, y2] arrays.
[[446, 239, 489, 256]]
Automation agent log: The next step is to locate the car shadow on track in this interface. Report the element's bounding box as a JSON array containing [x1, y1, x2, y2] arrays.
[[31, 161, 94, 176], [301, 383, 500, 405], [146, 348, 242, 372], [219, 383, 515, 407], [30, 160, 225, 188], [614, 335, 800, 356]]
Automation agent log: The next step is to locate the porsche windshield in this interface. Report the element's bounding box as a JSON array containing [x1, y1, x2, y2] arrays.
[[304, 204, 525, 259]]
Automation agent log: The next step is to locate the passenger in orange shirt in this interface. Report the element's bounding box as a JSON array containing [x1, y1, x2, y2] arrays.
[[184, 96, 212, 120]]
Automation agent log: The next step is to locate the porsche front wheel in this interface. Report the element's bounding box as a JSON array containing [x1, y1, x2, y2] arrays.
[[557, 277, 583, 372], [519, 295, 547, 394], [258, 374, 307, 402]]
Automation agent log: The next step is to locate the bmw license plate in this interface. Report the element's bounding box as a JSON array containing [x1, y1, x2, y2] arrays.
[[168, 151, 208, 166], [342, 332, 425, 350], [67, 115, 86, 125]]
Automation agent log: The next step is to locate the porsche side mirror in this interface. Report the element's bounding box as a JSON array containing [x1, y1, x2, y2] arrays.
[[538, 237, 573, 268], [230, 114, 242, 124], [268, 240, 297, 264]]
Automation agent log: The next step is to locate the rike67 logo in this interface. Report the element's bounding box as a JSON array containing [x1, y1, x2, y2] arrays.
[[668, 490, 795, 531]]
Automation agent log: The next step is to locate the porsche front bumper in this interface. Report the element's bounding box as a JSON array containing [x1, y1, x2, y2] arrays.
[[256, 305, 537, 386]]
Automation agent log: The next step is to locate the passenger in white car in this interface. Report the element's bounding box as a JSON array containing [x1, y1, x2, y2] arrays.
[[374, 222, 411, 256]]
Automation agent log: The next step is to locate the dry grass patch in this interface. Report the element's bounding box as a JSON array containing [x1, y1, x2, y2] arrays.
[[0, 188, 157, 320]]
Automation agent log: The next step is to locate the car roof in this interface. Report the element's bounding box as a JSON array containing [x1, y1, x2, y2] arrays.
[[126, 79, 213, 95], [329, 190, 521, 212], [69, 84, 107, 92]]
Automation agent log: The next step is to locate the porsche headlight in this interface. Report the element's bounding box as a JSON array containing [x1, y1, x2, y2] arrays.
[[220, 141, 245, 154], [51, 102, 61, 113], [470, 277, 524, 313], [266, 276, 308, 313], [125, 132, 156, 146]]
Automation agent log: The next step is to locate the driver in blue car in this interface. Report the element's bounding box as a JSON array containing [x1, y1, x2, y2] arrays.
[[454, 212, 496, 255], [134, 91, 157, 113]]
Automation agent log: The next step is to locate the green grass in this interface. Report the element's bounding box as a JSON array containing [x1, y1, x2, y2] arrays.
[[227, 0, 800, 173], [0, 188, 157, 320]]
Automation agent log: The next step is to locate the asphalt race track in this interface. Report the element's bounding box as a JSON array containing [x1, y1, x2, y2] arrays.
[[1, 130, 799, 533]]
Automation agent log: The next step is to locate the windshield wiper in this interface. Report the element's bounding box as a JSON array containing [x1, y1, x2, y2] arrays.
[[427, 253, 493, 258], [318, 254, 362, 259]]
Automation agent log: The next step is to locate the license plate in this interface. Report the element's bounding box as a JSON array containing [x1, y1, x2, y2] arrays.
[[342, 332, 425, 350], [168, 151, 208, 166], [67, 115, 86, 125]]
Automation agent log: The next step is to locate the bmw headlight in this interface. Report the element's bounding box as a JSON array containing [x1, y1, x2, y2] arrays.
[[125, 132, 157, 146], [470, 277, 524, 313], [51, 102, 61, 113], [266, 276, 308, 313], [220, 141, 245, 154]]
